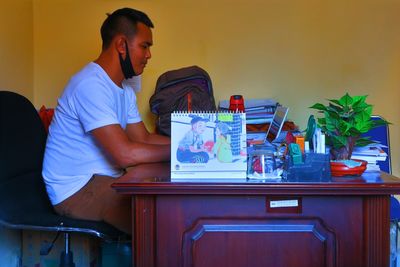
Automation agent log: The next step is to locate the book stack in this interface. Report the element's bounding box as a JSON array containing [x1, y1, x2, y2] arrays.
[[351, 145, 388, 172], [219, 98, 278, 125]]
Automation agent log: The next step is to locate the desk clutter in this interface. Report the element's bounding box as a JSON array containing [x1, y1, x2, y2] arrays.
[[246, 141, 331, 182], [169, 94, 389, 181], [168, 95, 332, 181]]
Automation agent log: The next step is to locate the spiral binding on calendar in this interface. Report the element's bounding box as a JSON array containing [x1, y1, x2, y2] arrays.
[[172, 110, 245, 115]]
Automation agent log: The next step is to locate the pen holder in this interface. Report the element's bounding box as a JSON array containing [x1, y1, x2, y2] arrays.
[[284, 153, 331, 182]]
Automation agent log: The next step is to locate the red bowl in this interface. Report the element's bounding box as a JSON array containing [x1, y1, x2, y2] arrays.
[[330, 159, 368, 177]]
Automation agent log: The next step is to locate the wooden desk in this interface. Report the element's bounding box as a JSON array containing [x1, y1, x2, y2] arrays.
[[112, 163, 400, 267]]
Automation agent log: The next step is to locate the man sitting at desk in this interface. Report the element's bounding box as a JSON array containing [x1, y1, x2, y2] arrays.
[[42, 7, 170, 234]]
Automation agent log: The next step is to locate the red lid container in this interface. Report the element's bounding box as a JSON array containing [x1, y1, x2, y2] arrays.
[[229, 95, 245, 112]]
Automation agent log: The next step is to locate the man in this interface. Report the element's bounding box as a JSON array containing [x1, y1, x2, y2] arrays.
[[42, 8, 170, 234]]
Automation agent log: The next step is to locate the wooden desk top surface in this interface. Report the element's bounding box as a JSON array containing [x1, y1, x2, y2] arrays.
[[112, 162, 400, 196]]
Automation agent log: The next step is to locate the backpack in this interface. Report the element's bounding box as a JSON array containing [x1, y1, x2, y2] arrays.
[[149, 65, 217, 136]]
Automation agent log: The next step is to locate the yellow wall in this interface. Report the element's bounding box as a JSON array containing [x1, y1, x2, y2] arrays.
[[0, 0, 33, 262], [32, 0, 400, 176], [0, 0, 33, 99], [2, 0, 399, 176]]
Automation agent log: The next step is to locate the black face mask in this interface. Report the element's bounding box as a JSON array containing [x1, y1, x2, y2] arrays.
[[119, 40, 136, 79]]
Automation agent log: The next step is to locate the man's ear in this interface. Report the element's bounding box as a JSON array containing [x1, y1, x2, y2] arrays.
[[115, 36, 127, 55]]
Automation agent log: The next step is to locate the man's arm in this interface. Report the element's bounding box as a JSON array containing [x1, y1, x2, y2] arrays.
[[125, 122, 170, 145], [91, 123, 170, 168]]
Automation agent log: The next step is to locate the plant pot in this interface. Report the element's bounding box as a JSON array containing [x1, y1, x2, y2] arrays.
[[330, 159, 368, 177]]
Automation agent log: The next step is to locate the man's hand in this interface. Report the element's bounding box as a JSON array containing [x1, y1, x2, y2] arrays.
[[91, 123, 170, 168]]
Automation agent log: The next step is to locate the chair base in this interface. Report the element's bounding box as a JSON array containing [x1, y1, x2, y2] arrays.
[[60, 251, 75, 267]]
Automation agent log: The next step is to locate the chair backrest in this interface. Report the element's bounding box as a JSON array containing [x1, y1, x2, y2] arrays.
[[0, 91, 47, 181], [0, 91, 123, 239]]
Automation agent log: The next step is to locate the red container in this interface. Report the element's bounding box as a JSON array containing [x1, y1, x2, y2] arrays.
[[229, 95, 245, 112], [330, 159, 368, 177]]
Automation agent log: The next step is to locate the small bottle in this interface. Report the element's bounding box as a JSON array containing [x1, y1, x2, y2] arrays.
[[229, 95, 245, 112]]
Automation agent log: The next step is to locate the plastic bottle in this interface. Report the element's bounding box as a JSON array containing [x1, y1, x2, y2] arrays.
[[229, 95, 245, 112]]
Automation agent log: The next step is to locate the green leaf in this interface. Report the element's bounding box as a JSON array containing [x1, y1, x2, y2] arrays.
[[325, 112, 338, 132], [354, 110, 372, 124], [339, 93, 353, 107], [328, 99, 344, 107], [325, 111, 341, 122], [371, 118, 391, 128], [337, 120, 351, 135], [330, 135, 348, 148], [317, 117, 326, 126], [327, 103, 342, 115], [352, 95, 368, 107], [348, 127, 362, 136], [352, 97, 369, 112], [355, 119, 373, 133], [364, 105, 372, 117], [355, 137, 376, 147], [309, 103, 327, 111]]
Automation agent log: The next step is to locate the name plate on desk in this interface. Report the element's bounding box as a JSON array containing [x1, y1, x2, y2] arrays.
[[270, 199, 298, 208], [266, 197, 302, 213]]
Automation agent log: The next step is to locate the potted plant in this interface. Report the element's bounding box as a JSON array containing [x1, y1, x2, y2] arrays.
[[309, 92, 389, 175]]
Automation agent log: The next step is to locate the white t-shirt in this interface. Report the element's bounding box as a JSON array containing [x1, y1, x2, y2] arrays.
[[42, 62, 142, 205]]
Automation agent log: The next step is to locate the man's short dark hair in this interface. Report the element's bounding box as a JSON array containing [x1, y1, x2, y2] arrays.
[[100, 7, 154, 50]]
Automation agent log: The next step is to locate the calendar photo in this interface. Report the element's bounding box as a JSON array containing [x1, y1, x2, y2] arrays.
[[171, 112, 247, 179]]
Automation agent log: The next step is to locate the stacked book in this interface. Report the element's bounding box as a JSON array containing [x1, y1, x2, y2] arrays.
[[351, 145, 388, 172], [219, 98, 278, 125]]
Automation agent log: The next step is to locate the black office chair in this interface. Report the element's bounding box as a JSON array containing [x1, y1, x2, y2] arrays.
[[0, 91, 125, 267]]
